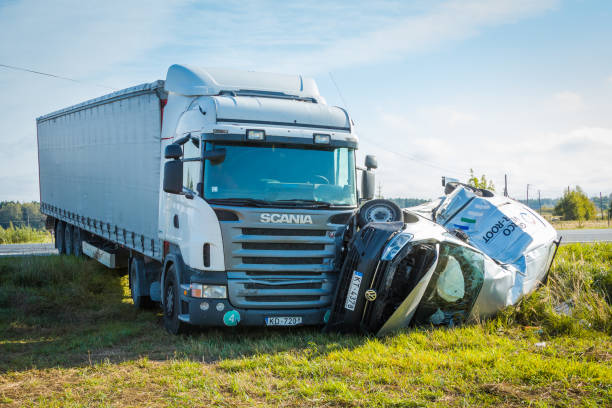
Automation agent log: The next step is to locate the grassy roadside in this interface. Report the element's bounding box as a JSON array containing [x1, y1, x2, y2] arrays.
[[0, 244, 610, 407], [550, 219, 610, 230], [0, 225, 52, 244]]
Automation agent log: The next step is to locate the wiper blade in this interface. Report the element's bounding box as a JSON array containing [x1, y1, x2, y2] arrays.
[[273, 199, 333, 208], [208, 198, 273, 207]]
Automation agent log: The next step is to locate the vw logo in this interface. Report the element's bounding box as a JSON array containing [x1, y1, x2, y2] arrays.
[[364, 289, 377, 301]]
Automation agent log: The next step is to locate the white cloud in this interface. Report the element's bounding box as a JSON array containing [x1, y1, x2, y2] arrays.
[[0, 0, 572, 201], [175, 0, 559, 73], [554, 91, 585, 112], [364, 110, 612, 199]]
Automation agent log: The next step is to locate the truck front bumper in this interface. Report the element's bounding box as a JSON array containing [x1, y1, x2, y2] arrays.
[[179, 296, 329, 327]]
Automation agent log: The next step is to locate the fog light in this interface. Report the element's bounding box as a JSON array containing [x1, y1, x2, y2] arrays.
[[246, 129, 265, 141], [313, 133, 331, 144], [190, 284, 227, 299], [200, 301, 209, 311]]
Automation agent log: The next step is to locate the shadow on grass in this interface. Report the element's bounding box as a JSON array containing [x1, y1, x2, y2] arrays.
[[0, 255, 366, 372]]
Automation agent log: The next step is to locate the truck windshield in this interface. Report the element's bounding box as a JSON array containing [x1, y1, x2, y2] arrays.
[[204, 143, 356, 207]]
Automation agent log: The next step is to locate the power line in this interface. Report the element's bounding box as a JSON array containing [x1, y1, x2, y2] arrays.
[[0, 63, 117, 91], [328, 71, 350, 111]]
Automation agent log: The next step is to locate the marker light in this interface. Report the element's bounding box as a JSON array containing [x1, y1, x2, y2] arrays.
[[246, 129, 265, 141], [381, 232, 414, 261], [190, 284, 228, 299], [313, 133, 331, 144]]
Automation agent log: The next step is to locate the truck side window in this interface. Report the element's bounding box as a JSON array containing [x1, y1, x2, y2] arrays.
[[183, 138, 201, 193]]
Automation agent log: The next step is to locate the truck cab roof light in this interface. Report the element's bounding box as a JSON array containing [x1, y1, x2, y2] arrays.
[[246, 129, 265, 141], [313, 133, 331, 144]]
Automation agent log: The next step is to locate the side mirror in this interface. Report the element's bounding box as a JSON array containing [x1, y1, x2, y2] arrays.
[[365, 155, 377, 170], [165, 144, 182, 159], [203, 148, 226, 165], [163, 160, 183, 194], [361, 169, 375, 200]]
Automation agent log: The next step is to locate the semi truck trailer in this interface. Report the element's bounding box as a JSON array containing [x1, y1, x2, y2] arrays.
[[37, 65, 377, 334]]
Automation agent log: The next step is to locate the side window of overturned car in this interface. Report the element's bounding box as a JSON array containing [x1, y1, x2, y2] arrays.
[[412, 243, 485, 327]]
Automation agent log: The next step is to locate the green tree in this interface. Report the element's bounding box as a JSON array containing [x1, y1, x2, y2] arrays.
[[553, 187, 597, 226], [467, 169, 495, 191]]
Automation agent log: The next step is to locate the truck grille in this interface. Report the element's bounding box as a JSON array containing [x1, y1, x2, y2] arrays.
[[217, 209, 348, 310]]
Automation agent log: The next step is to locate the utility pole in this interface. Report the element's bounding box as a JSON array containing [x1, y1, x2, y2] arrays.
[[376, 181, 383, 199], [526, 184, 530, 208], [504, 174, 508, 197], [538, 190, 542, 214]]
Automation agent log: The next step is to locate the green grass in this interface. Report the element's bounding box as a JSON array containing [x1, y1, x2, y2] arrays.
[[0, 244, 611, 407], [0, 225, 52, 244]]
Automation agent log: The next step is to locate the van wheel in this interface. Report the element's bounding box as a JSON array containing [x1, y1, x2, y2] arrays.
[[55, 222, 66, 254], [72, 227, 83, 257], [64, 224, 73, 256], [129, 256, 153, 309], [163, 264, 188, 334], [357, 199, 402, 228]]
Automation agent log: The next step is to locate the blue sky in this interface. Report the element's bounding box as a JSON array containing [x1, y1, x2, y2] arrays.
[[1, 0, 610, 201]]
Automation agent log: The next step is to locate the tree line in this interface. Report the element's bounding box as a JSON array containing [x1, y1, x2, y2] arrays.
[[0, 202, 47, 230]]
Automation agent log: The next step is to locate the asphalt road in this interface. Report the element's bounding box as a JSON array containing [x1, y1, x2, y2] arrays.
[[0, 229, 610, 257], [0, 243, 58, 257], [557, 228, 612, 243]]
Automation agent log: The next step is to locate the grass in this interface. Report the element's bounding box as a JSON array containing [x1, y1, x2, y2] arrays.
[[0, 244, 610, 407], [0, 225, 52, 244], [549, 219, 610, 230]]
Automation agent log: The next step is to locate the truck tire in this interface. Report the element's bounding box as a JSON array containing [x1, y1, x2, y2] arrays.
[[130, 256, 153, 309], [64, 224, 74, 256], [163, 264, 188, 334], [55, 222, 66, 254], [72, 227, 83, 257]]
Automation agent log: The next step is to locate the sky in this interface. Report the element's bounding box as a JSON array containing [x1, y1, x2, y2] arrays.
[[0, 0, 611, 202]]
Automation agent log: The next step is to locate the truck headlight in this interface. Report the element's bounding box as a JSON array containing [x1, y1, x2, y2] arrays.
[[381, 232, 414, 261], [190, 284, 227, 299]]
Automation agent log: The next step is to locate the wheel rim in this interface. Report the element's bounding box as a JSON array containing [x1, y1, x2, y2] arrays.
[[165, 284, 174, 317], [366, 205, 396, 223]]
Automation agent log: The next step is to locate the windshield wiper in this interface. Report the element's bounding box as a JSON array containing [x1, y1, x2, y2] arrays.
[[207, 198, 274, 207], [273, 199, 334, 208]]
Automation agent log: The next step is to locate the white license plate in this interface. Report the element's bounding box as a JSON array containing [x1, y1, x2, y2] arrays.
[[265, 316, 303, 326], [344, 270, 363, 311]]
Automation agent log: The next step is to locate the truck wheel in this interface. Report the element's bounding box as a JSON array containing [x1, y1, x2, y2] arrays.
[[64, 224, 73, 256], [163, 264, 188, 334], [72, 227, 83, 257], [55, 222, 66, 254], [130, 256, 153, 309]]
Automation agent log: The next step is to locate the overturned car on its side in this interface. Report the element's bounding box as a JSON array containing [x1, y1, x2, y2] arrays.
[[326, 183, 560, 335]]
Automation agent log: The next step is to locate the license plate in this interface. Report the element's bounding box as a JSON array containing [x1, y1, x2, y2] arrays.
[[344, 270, 363, 311], [265, 316, 303, 326]]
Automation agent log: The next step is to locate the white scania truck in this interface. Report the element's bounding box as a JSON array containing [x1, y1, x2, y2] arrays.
[[37, 65, 377, 333]]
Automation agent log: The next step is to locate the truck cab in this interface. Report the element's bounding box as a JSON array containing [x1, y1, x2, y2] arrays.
[[156, 65, 375, 332]]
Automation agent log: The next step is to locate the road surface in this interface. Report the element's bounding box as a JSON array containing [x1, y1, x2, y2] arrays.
[[0, 243, 58, 257], [557, 228, 612, 243]]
